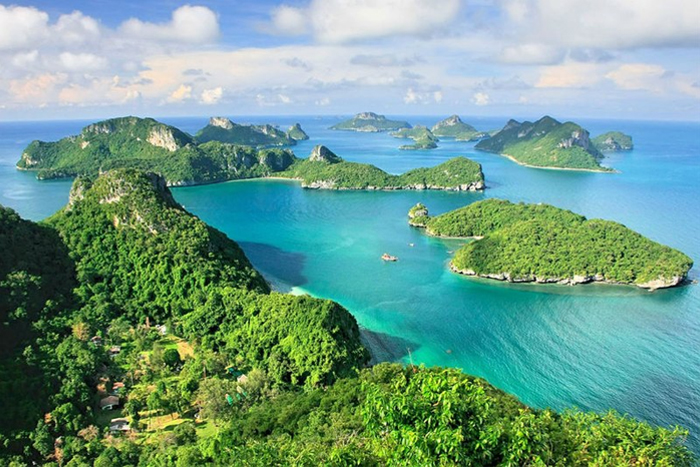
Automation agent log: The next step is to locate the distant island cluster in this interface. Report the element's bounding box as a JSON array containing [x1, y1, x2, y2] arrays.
[[330, 112, 633, 172], [14, 111, 691, 293]]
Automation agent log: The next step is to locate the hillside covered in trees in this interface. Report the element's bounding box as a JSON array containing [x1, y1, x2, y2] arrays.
[[0, 171, 694, 465], [410, 199, 693, 289]]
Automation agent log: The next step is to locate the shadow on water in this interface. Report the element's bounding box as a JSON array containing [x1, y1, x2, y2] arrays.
[[238, 241, 307, 292], [360, 328, 419, 365]]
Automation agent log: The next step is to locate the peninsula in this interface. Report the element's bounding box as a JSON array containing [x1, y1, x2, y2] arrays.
[[279, 145, 484, 191], [475, 116, 611, 171], [330, 112, 411, 132], [390, 126, 438, 150], [409, 199, 693, 290], [431, 115, 486, 141], [195, 117, 308, 146]]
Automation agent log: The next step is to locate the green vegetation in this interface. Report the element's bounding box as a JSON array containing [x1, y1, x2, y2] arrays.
[[281, 146, 485, 191], [286, 122, 309, 141], [593, 131, 634, 151], [330, 112, 411, 132], [391, 126, 438, 150], [17, 116, 297, 185], [475, 116, 612, 171], [412, 199, 693, 289], [0, 171, 694, 465], [431, 115, 486, 141], [195, 117, 303, 147]]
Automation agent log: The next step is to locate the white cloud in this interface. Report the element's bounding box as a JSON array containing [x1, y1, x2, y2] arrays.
[[278, 93, 292, 104], [433, 91, 443, 103], [605, 63, 667, 91], [536, 63, 603, 88], [52, 11, 102, 46], [59, 52, 108, 72], [0, 5, 49, 51], [499, 44, 564, 65], [315, 97, 330, 106], [120, 5, 219, 44], [167, 84, 192, 103], [269, 6, 308, 36], [502, 0, 700, 51], [472, 92, 489, 106], [268, 0, 461, 43], [200, 86, 223, 105]]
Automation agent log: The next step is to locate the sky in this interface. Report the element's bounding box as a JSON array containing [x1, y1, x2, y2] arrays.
[[0, 0, 698, 121]]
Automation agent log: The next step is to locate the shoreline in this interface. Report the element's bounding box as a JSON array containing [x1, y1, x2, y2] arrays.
[[499, 153, 618, 173]]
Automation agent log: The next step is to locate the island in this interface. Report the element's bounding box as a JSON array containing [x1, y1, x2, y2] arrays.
[[592, 131, 634, 152], [475, 116, 612, 171], [431, 115, 486, 141], [409, 199, 693, 290], [390, 126, 438, 150], [287, 122, 310, 141], [194, 116, 308, 147], [0, 169, 693, 465], [16, 116, 298, 185], [16, 117, 488, 192], [279, 145, 484, 190], [330, 111, 411, 132]]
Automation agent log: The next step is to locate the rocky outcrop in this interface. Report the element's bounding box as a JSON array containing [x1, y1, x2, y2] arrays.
[[309, 145, 342, 163], [147, 126, 182, 152], [287, 123, 309, 141], [449, 264, 684, 291], [558, 129, 592, 151], [209, 117, 234, 130]]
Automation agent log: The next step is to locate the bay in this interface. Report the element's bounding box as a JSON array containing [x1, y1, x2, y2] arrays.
[[1, 115, 698, 453]]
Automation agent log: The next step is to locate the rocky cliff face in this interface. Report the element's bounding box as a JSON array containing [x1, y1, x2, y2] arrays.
[[209, 117, 234, 130], [147, 126, 182, 152], [558, 129, 592, 151], [309, 145, 342, 163], [357, 112, 382, 120]]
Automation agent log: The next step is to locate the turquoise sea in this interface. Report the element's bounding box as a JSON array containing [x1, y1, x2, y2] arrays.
[[1, 115, 699, 453]]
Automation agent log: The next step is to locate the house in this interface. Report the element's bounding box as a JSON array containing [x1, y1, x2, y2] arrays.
[[100, 395, 120, 411], [154, 324, 167, 336], [90, 336, 102, 347], [108, 346, 121, 358], [109, 418, 130, 433], [237, 374, 249, 385]]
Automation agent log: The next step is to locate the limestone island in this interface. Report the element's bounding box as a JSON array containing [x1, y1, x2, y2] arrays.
[[431, 115, 487, 141], [330, 112, 411, 132], [195, 117, 308, 146], [390, 126, 438, 150], [592, 131, 634, 152], [16, 116, 298, 186], [475, 116, 613, 171], [408, 199, 693, 290], [16, 117, 484, 191], [278, 145, 484, 191]]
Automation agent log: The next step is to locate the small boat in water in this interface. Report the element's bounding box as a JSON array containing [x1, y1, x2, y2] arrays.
[[381, 253, 398, 262]]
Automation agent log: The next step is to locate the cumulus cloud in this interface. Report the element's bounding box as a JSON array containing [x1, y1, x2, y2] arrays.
[[120, 5, 220, 44], [472, 92, 489, 106], [536, 63, 603, 89], [0, 5, 49, 51], [605, 63, 667, 91], [267, 0, 461, 43], [167, 84, 192, 103], [200, 86, 223, 104], [502, 0, 700, 51], [59, 52, 108, 72], [404, 87, 442, 104], [269, 5, 308, 36]]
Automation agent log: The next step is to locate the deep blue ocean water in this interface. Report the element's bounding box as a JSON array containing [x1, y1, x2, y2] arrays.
[[1, 115, 699, 453]]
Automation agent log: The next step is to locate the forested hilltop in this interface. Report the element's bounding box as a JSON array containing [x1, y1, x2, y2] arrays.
[[410, 199, 693, 290], [0, 170, 694, 465], [194, 117, 308, 146], [279, 145, 485, 191], [475, 116, 612, 171], [16, 117, 483, 191]]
